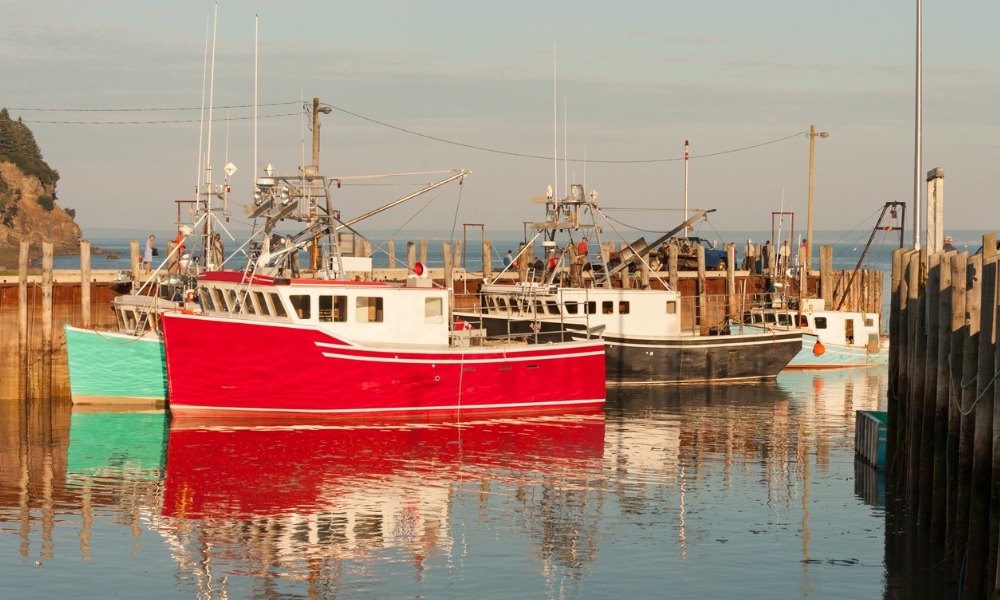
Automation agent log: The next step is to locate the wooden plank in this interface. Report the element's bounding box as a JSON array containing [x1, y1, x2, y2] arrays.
[[931, 250, 954, 549]]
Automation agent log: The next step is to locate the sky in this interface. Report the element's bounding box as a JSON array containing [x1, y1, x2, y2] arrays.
[[3, 1, 998, 244]]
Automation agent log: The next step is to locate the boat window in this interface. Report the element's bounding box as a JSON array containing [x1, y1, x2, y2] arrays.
[[534, 300, 544, 315], [793, 315, 801, 327], [254, 291, 270, 316], [356, 296, 384, 323], [814, 317, 828, 329], [425, 297, 444, 324], [242, 292, 256, 315], [289, 294, 311, 320], [586, 301, 597, 315], [666, 301, 677, 315], [318, 295, 334, 322], [602, 301, 614, 315], [123, 310, 136, 332], [228, 290, 240, 313], [495, 296, 507, 310], [509, 297, 519, 314], [777, 313, 790, 326], [764, 313, 776, 324], [800, 316, 808, 328], [199, 288, 215, 311], [211, 288, 226, 312], [564, 301, 579, 315], [546, 299, 560, 315], [269, 293, 289, 318], [845, 319, 855, 345], [618, 301, 630, 315]]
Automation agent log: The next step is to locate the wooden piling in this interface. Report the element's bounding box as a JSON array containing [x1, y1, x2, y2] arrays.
[[725, 243, 736, 319], [953, 252, 981, 580], [905, 250, 926, 505], [407, 242, 416, 271], [887, 247, 906, 479], [965, 250, 996, 596], [80, 241, 91, 327], [918, 253, 940, 531], [419, 240, 428, 266], [482, 240, 492, 280], [130, 240, 140, 282], [696, 245, 707, 335], [17, 241, 29, 399], [668, 244, 678, 290], [41, 242, 53, 399], [930, 250, 953, 549], [442, 242, 454, 294], [946, 251, 968, 559]]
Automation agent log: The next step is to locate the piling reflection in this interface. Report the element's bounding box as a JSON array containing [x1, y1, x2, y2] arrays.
[[159, 411, 606, 592]]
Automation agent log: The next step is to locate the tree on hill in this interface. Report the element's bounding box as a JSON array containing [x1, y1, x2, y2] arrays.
[[0, 108, 60, 189]]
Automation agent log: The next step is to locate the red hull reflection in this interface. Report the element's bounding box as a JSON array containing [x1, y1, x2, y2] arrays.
[[163, 410, 606, 521]]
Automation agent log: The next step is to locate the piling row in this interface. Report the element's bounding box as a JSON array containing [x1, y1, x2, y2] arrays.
[[888, 234, 999, 598]]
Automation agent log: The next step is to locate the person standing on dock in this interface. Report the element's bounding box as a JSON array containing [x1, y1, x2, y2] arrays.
[[762, 240, 771, 275], [942, 235, 956, 252], [778, 241, 790, 275], [503, 250, 513, 268], [144, 234, 156, 274]]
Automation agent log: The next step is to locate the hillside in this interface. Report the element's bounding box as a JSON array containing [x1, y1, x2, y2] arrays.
[[0, 109, 81, 268]]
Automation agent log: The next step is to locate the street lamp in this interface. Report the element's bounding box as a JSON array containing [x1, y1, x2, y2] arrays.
[[806, 125, 829, 273]]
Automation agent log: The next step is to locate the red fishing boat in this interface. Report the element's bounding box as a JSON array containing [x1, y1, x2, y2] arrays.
[[161, 168, 606, 418]]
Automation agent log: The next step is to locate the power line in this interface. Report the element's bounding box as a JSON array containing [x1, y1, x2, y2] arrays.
[[8, 100, 806, 163]]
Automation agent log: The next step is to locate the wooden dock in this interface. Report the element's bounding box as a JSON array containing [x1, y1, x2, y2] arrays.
[[887, 234, 999, 598], [1, 239, 885, 400]]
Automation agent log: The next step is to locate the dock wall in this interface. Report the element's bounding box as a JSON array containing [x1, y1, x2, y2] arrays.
[[887, 234, 999, 597]]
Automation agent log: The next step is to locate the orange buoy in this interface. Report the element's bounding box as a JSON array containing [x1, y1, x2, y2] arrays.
[[813, 340, 826, 356]]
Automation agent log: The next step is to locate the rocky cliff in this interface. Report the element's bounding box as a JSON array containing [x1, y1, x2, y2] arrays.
[[0, 160, 82, 267]]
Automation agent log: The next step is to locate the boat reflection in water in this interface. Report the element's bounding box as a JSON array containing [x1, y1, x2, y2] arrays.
[[161, 410, 606, 588]]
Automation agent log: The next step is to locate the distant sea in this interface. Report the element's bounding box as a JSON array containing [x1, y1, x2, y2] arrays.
[[59, 226, 995, 274]]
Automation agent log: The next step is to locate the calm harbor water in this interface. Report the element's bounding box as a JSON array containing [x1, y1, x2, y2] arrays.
[[0, 369, 949, 598]]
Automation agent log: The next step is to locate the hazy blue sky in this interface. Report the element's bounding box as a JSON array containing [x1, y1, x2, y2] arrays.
[[3, 1, 998, 242]]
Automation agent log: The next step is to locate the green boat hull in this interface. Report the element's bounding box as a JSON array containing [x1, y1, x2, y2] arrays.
[[65, 325, 167, 405]]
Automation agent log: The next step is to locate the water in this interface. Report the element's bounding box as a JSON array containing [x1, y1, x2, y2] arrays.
[[1, 369, 948, 599]]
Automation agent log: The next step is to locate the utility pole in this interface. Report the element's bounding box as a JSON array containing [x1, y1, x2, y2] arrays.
[[806, 125, 828, 273]]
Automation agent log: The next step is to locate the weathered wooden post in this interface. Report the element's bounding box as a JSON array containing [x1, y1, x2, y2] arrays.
[[965, 237, 997, 596], [482, 240, 492, 280], [517, 244, 528, 282], [386, 241, 396, 268], [17, 241, 29, 399], [453, 240, 462, 270], [442, 241, 454, 300], [905, 250, 926, 504], [946, 251, 967, 557], [887, 248, 906, 476], [166, 240, 177, 274], [80, 240, 91, 326], [930, 249, 954, 550], [130, 240, 141, 282], [725, 243, 736, 320], [668, 243, 678, 291], [918, 252, 941, 530], [696, 245, 707, 335], [419, 240, 428, 266], [953, 252, 982, 580], [40, 242, 53, 399], [407, 242, 416, 271]]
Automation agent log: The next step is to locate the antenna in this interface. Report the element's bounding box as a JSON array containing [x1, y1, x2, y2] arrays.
[[196, 13, 209, 218], [254, 14, 258, 186], [552, 44, 557, 205], [683, 140, 689, 238], [563, 96, 568, 199], [205, 2, 219, 246]]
